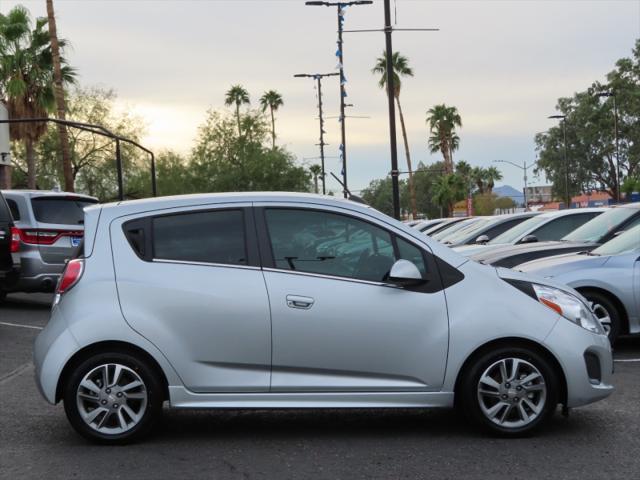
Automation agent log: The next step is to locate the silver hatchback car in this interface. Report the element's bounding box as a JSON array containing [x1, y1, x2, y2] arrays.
[[1, 190, 98, 293], [34, 193, 613, 443]]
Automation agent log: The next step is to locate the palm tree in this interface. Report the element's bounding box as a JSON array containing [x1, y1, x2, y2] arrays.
[[259, 90, 283, 149], [372, 51, 418, 218], [472, 166, 487, 194], [426, 104, 462, 174], [0, 6, 75, 189], [224, 85, 250, 137], [309, 164, 322, 194], [432, 174, 462, 217], [46, 0, 75, 192], [484, 166, 503, 193]]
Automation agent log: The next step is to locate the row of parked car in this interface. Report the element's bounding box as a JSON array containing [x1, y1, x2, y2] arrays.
[[409, 203, 640, 343], [0, 189, 98, 303]]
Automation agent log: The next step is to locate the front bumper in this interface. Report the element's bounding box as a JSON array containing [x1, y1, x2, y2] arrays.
[[544, 317, 614, 408]]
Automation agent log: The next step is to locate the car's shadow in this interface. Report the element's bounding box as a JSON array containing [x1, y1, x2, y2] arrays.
[[0, 293, 53, 311], [144, 406, 608, 444]]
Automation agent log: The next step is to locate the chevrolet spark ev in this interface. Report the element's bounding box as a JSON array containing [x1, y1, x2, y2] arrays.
[[34, 193, 613, 443]]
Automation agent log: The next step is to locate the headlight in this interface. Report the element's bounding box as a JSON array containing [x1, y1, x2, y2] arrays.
[[532, 284, 604, 335]]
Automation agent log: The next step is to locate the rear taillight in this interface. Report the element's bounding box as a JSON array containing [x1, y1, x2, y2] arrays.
[[57, 258, 84, 294], [10, 227, 20, 253], [17, 228, 83, 245]]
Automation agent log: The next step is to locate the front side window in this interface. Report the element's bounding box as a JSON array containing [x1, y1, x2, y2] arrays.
[[153, 209, 247, 265], [265, 209, 426, 282], [531, 213, 601, 242]]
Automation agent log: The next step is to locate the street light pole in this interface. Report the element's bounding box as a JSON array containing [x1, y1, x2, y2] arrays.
[[548, 114, 570, 208], [305, 1, 373, 198], [493, 159, 535, 210], [294, 72, 339, 195], [0, 117, 156, 200]]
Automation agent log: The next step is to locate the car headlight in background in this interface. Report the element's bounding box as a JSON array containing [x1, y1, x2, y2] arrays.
[[532, 284, 605, 335]]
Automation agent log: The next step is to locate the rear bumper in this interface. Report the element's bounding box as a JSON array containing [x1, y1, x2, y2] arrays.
[[9, 252, 64, 293]]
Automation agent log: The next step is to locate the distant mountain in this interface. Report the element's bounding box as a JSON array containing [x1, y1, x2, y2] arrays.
[[493, 185, 524, 205]]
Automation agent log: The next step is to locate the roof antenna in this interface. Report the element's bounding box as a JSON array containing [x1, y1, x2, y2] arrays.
[[330, 172, 367, 205]]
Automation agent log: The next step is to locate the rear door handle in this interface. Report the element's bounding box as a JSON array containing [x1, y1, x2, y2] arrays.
[[286, 295, 315, 310]]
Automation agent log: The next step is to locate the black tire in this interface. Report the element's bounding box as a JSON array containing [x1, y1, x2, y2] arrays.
[[458, 346, 559, 437], [581, 290, 622, 344], [63, 351, 164, 444]]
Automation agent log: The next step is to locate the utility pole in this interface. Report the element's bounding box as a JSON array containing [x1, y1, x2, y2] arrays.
[[294, 72, 339, 195], [383, 0, 400, 220], [305, 1, 373, 198]]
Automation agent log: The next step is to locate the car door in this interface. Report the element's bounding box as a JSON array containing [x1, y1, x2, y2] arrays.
[[0, 192, 13, 277], [111, 204, 272, 393], [257, 205, 451, 392]]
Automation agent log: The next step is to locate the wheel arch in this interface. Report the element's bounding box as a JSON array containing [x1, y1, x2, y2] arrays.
[[575, 286, 629, 335], [55, 340, 170, 403], [453, 337, 568, 406]]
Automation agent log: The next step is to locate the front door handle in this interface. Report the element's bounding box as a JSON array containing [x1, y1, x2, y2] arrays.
[[286, 295, 315, 310]]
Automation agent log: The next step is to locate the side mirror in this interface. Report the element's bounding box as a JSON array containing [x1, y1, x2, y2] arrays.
[[475, 234, 490, 244], [520, 234, 538, 244], [387, 259, 425, 287]]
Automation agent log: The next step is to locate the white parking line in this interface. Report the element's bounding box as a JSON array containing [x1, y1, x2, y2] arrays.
[[0, 321, 43, 330], [614, 358, 640, 363]]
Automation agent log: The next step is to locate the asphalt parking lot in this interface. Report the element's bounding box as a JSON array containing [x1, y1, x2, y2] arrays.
[[1, 293, 640, 480]]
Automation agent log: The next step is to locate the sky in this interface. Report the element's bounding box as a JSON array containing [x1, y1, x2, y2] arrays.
[[2, 0, 639, 194]]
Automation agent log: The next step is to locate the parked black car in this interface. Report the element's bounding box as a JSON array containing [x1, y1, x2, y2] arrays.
[[470, 203, 640, 268], [0, 190, 18, 303]]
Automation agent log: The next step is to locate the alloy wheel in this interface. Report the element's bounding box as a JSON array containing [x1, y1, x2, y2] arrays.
[[592, 303, 612, 336], [476, 357, 547, 429], [76, 363, 148, 435]]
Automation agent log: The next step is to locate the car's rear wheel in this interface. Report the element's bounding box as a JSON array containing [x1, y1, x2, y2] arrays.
[[63, 352, 163, 444], [581, 291, 621, 344], [459, 347, 559, 436]]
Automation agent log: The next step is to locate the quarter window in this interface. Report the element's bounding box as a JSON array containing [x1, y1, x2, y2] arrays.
[[265, 209, 427, 282], [153, 210, 247, 265]]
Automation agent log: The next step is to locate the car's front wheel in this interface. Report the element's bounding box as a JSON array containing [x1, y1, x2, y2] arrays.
[[63, 351, 164, 444], [580, 290, 621, 344], [458, 347, 559, 436]]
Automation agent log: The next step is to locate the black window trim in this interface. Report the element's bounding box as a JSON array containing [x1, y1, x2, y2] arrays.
[[122, 206, 260, 268], [255, 206, 446, 293]]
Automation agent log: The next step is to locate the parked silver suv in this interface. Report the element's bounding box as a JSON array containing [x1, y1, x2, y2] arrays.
[[34, 193, 613, 443], [1, 190, 98, 293]]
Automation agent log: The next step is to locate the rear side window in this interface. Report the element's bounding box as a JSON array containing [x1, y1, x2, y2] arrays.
[[153, 210, 247, 266], [0, 195, 10, 222], [482, 217, 529, 241], [31, 197, 97, 225], [6, 199, 20, 221], [531, 213, 601, 242]]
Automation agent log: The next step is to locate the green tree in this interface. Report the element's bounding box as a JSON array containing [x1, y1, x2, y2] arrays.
[[413, 161, 446, 218], [309, 164, 322, 194], [259, 90, 283, 149], [426, 104, 462, 174], [0, 5, 75, 188], [224, 85, 250, 137], [484, 166, 503, 193], [432, 173, 465, 217], [536, 40, 640, 200], [361, 176, 408, 217], [191, 109, 310, 193], [372, 51, 417, 218]]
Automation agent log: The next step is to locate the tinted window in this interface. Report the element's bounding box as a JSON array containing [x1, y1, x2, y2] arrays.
[[530, 213, 600, 242], [0, 195, 10, 222], [397, 237, 427, 276], [592, 224, 640, 256], [6, 199, 20, 221], [563, 207, 638, 243], [265, 209, 426, 282], [31, 197, 97, 225], [482, 218, 530, 241], [153, 210, 247, 265], [489, 216, 547, 244]]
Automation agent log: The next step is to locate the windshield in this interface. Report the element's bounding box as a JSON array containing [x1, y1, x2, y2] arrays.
[[488, 215, 547, 244], [432, 218, 479, 241], [442, 218, 492, 244], [31, 197, 98, 225], [592, 224, 640, 256], [562, 207, 637, 243]]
